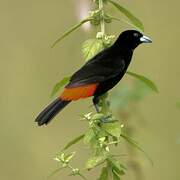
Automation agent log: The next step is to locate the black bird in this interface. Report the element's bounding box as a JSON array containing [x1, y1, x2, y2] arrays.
[[35, 30, 152, 126]]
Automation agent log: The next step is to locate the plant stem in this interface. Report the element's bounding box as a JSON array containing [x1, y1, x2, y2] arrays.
[[67, 164, 87, 180], [99, 0, 105, 35]]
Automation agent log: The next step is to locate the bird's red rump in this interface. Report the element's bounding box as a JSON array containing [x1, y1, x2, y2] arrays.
[[60, 83, 98, 101]]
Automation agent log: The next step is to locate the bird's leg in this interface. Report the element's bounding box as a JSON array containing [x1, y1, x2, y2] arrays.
[[93, 95, 113, 123], [93, 96, 100, 113], [93, 95, 112, 123]]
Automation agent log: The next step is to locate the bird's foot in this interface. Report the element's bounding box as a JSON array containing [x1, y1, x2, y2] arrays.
[[100, 115, 114, 123]]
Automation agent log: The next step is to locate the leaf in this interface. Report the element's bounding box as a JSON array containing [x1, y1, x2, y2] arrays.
[[82, 39, 104, 61], [61, 134, 84, 151], [121, 134, 153, 165], [127, 71, 158, 93], [51, 77, 70, 98], [107, 14, 141, 32], [102, 122, 121, 138], [92, 113, 105, 121], [108, 158, 125, 176], [112, 170, 121, 180], [52, 18, 92, 47], [64, 152, 76, 163], [97, 167, 108, 180], [84, 129, 95, 144], [109, 0, 144, 32], [86, 156, 106, 170]]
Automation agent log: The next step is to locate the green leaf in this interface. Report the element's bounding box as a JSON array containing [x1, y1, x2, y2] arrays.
[[82, 39, 104, 61], [102, 122, 121, 138], [97, 167, 108, 180], [52, 18, 92, 48], [121, 134, 153, 165], [108, 158, 125, 176], [112, 170, 121, 180], [61, 134, 84, 151], [107, 14, 140, 32], [86, 156, 106, 170], [109, 0, 144, 32], [64, 152, 76, 163], [127, 71, 158, 93], [84, 129, 95, 144], [92, 113, 105, 121], [51, 77, 70, 98]]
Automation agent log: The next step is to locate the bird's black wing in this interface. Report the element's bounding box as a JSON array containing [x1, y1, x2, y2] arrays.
[[66, 47, 126, 88]]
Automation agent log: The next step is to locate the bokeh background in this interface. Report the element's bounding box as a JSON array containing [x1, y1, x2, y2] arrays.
[[0, 0, 180, 179]]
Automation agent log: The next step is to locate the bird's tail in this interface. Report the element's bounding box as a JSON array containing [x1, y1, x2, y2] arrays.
[[35, 98, 71, 126]]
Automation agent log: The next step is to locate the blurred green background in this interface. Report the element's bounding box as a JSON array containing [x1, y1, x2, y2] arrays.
[[0, 0, 180, 179]]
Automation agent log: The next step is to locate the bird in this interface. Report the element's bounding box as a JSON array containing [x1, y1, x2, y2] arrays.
[[35, 30, 152, 126]]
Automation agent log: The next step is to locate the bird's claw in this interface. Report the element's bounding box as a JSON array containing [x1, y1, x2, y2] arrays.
[[100, 115, 113, 123]]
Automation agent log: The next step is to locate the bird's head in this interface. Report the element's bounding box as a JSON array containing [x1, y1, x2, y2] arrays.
[[114, 30, 152, 50]]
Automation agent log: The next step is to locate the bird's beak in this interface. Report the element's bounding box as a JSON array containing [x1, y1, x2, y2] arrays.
[[140, 35, 152, 43]]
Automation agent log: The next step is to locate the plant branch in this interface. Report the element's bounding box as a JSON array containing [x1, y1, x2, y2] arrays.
[[99, 0, 106, 35]]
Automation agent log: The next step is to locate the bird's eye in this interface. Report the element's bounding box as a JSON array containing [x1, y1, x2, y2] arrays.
[[133, 33, 139, 38]]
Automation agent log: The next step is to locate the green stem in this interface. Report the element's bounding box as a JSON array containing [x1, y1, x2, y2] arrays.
[[98, 0, 110, 116], [78, 173, 88, 180], [99, 0, 105, 35], [107, 161, 113, 179], [67, 165, 87, 180]]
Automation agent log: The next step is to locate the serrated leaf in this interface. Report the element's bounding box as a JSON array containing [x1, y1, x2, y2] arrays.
[[86, 156, 106, 170], [127, 71, 158, 93], [52, 18, 92, 47], [102, 122, 121, 138], [97, 167, 108, 180], [121, 134, 153, 165], [61, 134, 84, 151], [84, 129, 95, 144], [82, 39, 104, 61], [51, 77, 70, 98], [109, 0, 144, 32]]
